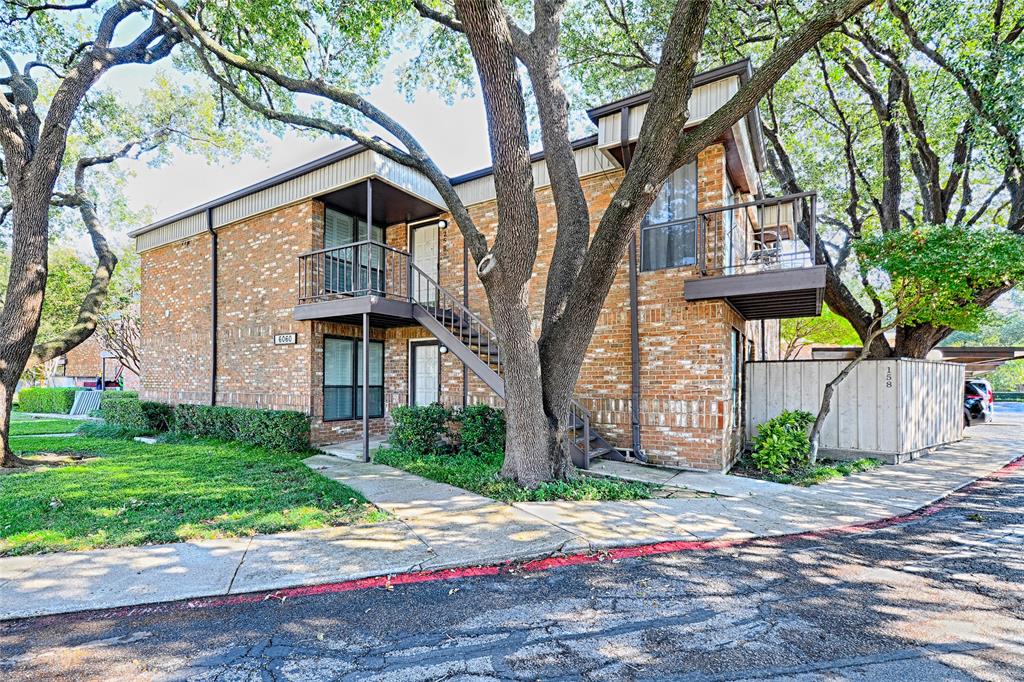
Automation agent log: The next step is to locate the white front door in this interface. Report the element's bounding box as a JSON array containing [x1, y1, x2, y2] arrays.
[[411, 223, 439, 303], [411, 341, 440, 406]]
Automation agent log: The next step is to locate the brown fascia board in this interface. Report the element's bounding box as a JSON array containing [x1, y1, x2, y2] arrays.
[[584, 59, 766, 173], [129, 141, 369, 237]]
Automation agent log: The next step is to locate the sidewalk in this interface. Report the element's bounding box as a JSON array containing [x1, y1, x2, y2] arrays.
[[1, 414, 1020, 621]]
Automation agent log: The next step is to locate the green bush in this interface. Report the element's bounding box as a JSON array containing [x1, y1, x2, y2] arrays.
[[172, 404, 311, 452], [455, 403, 505, 456], [99, 393, 173, 434], [17, 387, 83, 414], [388, 404, 455, 457], [751, 410, 815, 474]]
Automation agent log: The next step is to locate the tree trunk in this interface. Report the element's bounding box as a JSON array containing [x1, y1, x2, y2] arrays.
[[808, 328, 882, 463], [0, 192, 51, 468], [487, 281, 574, 486]]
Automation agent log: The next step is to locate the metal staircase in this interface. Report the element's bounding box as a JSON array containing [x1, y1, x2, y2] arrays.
[[408, 264, 626, 469]]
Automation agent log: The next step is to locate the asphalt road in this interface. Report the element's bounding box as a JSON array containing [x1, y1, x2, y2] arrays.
[[2, 442, 1023, 680]]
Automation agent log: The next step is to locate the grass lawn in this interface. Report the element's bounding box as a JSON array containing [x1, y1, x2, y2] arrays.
[[374, 448, 654, 502], [0, 435, 385, 556], [9, 414, 89, 436], [731, 457, 883, 486]]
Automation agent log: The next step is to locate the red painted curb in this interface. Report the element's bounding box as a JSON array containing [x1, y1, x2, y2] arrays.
[[3, 453, 1021, 631]]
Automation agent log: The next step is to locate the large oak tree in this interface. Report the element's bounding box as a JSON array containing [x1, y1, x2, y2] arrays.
[[0, 2, 243, 466], [567, 0, 1024, 359], [155, 0, 873, 486]]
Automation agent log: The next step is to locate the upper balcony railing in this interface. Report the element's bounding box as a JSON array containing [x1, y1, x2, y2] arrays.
[[696, 192, 819, 277], [298, 240, 411, 304]]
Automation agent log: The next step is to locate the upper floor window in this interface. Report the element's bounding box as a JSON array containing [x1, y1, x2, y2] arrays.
[[325, 207, 384, 248], [641, 162, 697, 271]]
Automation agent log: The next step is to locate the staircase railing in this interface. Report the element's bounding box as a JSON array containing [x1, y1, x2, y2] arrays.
[[298, 241, 615, 469], [409, 262, 502, 373]]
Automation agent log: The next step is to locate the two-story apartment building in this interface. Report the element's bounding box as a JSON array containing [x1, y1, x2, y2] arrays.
[[131, 60, 825, 472]]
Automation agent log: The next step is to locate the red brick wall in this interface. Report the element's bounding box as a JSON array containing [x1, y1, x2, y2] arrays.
[[140, 144, 777, 470], [432, 144, 762, 470], [140, 232, 214, 405], [63, 335, 102, 377]]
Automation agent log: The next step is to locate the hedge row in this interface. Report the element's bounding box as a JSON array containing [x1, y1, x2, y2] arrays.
[[995, 392, 1024, 402], [99, 392, 173, 434], [17, 387, 83, 414], [173, 404, 311, 452]]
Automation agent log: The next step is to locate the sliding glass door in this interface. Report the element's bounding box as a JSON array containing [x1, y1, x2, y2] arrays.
[[324, 208, 386, 295]]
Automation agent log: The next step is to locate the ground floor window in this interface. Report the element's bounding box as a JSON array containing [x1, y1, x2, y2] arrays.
[[410, 340, 440, 406], [324, 336, 384, 420]]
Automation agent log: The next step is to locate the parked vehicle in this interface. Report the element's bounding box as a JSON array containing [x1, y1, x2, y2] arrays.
[[967, 379, 995, 422], [964, 382, 992, 427]]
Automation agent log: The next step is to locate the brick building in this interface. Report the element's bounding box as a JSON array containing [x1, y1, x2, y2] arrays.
[[55, 332, 141, 391], [130, 61, 825, 472]]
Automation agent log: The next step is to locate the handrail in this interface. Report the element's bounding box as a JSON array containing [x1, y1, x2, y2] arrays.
[[298, 239, 409, 260], [697, 192, 818, 276], [409, 262, 503, 351], [696, 191, 817, 217]]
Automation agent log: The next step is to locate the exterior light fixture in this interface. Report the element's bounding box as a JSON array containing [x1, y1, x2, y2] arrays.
[[439, 345, 449, 354], [437, 219, 448, 229]]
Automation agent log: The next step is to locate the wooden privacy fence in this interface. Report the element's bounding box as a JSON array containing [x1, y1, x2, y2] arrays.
[[745, 359, 964, 463]]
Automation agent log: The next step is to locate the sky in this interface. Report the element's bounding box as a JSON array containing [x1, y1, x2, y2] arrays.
[[114, 60, 496, 228]]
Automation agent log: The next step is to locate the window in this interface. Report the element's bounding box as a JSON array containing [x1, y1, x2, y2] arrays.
[[324, 208, 384, 247], [324, 208, 386, 294], [324, 336, 384, 421], [641, 162, 697, 271]]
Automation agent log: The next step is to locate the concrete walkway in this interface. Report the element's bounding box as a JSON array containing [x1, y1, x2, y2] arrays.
[[1, 413, 1019, 621]]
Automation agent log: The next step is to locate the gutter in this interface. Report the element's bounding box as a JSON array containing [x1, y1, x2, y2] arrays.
[[620, 106, 644, 459], [206, 208, 218, 406]]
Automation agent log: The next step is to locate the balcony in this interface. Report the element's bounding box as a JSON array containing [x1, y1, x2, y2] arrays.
[[683, 192, 826, 319], [294, 240, 418, 326]]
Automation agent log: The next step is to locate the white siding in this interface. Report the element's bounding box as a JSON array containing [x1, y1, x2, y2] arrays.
[[745, 359, 964, 459], [135, 150, 444, 253], [596, 77, 739, 149], [453, 144, 618, 207]]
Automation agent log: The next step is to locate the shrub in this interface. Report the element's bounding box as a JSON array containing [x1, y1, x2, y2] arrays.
[[18, 387, 82, 414], [99, 393, 173, 434], [388, 404, 455, 457], [172, 404, 311, 452], [455, 403, 505, 456], [233, 408, 311, 452], [751, 410, 815, 474]]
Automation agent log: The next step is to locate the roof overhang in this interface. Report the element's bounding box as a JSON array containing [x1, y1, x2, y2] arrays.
[[811, 346, 1024, 376], [131, 143, 445, 253], [585, 59, 767, 193]]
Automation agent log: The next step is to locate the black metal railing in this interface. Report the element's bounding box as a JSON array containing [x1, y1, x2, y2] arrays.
[[696, 192, 818, 276], [410, 263, 503, 373], [298, 240, 411, 303], [298, 239, 607, 469]]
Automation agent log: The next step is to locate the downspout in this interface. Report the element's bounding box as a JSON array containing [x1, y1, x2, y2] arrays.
[[206, 207, 218, 406], [463, 241, 469, 407], [620, 106, 643, 459]]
